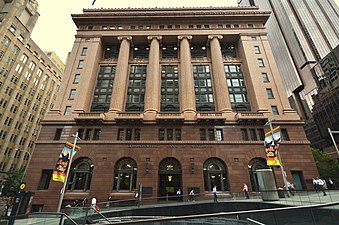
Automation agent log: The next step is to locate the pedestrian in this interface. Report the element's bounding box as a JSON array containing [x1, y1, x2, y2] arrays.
[[315, 177, 327, 196], [73, 199, 79, 207], [82, 197, 87, 206], [189, 189, 195, 202], [106, 196, 112, 208], [285, 181, 295, 196], [176, 189, 182, 202], [313, 178, 318, 192], [91, 197, 97, 207], [243, 183, 250, 199], [212, 186, 218, 203], [328, 178, 335, 189]]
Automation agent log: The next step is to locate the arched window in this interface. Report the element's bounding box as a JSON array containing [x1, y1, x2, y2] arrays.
[[67, 157, 93, 191], [248, 157, 270, 191], [113, 158, 137, 191], [203, 158, 229, 192]]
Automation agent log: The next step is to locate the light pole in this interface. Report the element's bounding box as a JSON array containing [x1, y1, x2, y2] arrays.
[[328, 128, 339, 156], [57, 132, 80, 213], [19, 150, 32, 183], [265, 119, 289, 197]]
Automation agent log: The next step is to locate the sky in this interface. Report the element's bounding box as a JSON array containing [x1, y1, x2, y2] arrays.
[[31, 0, 338, 64]]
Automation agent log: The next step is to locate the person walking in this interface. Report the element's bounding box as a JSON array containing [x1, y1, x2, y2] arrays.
[[315, 177, 327, 196], [212, 186, 218, 203], [189, 189, 195, 202], [243, 183, 250, 199], [328, 178, 335, 189], [285, 181, 295, 196], [176, 189, 182, 202]]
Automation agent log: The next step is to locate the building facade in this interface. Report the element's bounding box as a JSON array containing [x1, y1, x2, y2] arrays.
[[0, 0, 63, 182], [239, 0, 339, 148], [25, 6, 318, 212]]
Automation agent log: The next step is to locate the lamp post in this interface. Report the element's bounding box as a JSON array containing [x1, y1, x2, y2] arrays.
[[265, 119, 289, 197], [57, 132, 80, 213], [328, 128, 339, 156], [19, 150, 32, 183]]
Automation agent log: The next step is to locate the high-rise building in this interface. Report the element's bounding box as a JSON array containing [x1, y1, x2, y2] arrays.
[[25, 6, 318, 212], [0, 0, 63, 181], [239, 0, 339, 148]]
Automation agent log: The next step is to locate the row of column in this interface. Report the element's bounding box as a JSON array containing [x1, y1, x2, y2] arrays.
[[109, 35, 233, 114]]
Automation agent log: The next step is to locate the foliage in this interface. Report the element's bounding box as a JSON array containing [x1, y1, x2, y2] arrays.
[[2, 169, 23, 194], [311, 148, 339, 181]]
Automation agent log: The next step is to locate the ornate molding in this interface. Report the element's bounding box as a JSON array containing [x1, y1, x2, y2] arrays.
[[177, 35, 192, 41], [117, 36, 132, 42], [208, 35, 223, 40]]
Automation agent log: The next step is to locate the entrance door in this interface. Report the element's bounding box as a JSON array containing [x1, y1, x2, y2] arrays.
[[158, 158, 182, 200], [291, 171, 304, 190]]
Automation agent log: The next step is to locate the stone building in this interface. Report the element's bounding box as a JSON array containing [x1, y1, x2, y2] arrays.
[[0, 0, 63, 182], [25, 6, 318, 211]]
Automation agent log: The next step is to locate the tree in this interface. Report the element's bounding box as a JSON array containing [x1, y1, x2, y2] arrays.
[[2, 169, 23, 195], [311, 148, 339, 181]]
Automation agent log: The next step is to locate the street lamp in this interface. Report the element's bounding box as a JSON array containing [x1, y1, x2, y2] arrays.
[[18, 150, 32, 183], [265, 119, 289, 197]]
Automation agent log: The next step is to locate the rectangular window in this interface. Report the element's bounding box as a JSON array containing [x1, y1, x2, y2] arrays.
[[69, 89, 76, 99], [266, 88, 274, 99], [125, 65, 146, 112], [257, 129, 265, 141], [159, 129, 165, 141], [93, 129, 101, 140], [78, 129, 85, 140], [241, 129, 249, 141], [262, 73, 269, 82], [258, 58, 265, 67], [167, 129, 173, 141], [200, 129, 206, 141], [126, 129, 133, 140], [254, 46, 260, 54], [54, 129, 63, 140], [175, 129, 181, 141], [208, 129, 215, 141], [77, 60, 84, 69], [249, 129, 257, 141], [216, 129, 223, 141], [193, 65, 215, 111], [64, 106, 71, 115], [38, 170, 53, 190], [134, 129, 141, 140], [271, 106, 279, 115], [85, 129, 93, 140], [81, 47, 88, 56], [73, 74, 80, 83], [118, 129, 125, 140], [281, 128, 290, 141]]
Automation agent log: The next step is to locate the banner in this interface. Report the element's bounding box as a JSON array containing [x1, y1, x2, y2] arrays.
[[52, 142, 80, 183], [264, 126, 281, 166]]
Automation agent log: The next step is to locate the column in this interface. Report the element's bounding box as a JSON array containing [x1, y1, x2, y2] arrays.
[[109, 36, 132, 112], [178, 35, 196, 117], [144, 36, 162, 119], [208, 35, 232, 112]]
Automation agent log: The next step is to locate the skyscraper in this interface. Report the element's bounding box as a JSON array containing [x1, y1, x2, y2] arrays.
[[25, 6, 317, 212], [240, 0, 339, 147], [0, 0, 63, 182]]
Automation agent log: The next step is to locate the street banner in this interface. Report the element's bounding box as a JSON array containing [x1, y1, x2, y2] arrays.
[[52, 142, 80, 183], [264, 126, 281, 166]]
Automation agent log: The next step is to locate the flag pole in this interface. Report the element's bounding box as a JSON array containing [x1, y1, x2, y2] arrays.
[[266, 119, 289, 197], [57, 132, 79, 212]]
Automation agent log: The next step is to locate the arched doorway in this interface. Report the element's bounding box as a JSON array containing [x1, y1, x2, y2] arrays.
[[112, 157, 137, 192], [203, 158, 229, 192], [248, 157, 271, 191], [67, 157, 93, 191], [158, 157, 182, 200]]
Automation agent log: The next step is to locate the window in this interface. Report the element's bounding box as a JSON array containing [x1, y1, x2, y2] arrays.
[[113, 158, 137, 191], [64, 106, 71, 115], [158, 129, 181, 141], [281, 128, 290, 141], [200, 128, 223, 141], [258, 129, 265, 141], [266, 88, 274, 99], [125, 65, 146, 112], [84, 129, 92, 140], [203, 158, 229, 192], [118, 128, 140, 140], [271, 106, 279, 115], [67, 157, 93, 191], [161, 65, 179, 111], [249, 129, 257, 141], [81, 47, 88, 56], [248, 24, 254, 28], [54, 129, 63, 140], [241, 129, 249, 141], [73, 74, 80, 83], [254, 46, 260, 54], [69, 89, 76, 99], [91, 66, 115, 112], [258, 58, 265, 67], [262, 73, 269, 82], [104, 45, 119, 59], [193, 65, 215, 111], [38, 170, 52, 190], [9, 25, 16, 33], [191, 44, 207, 58], [93, 129, 101, 140], [77, 60, 84, 69]]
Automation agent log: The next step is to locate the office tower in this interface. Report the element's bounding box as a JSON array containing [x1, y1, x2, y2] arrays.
[[0, 0, 63, 181], [25, 6, 317, 211], [239, 0, 339, 149]]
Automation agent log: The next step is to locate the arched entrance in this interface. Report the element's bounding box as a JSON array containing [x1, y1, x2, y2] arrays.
[[248, 157, 271, 191], [158, 157, 182, 200], [203, 158, 229, 192]]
